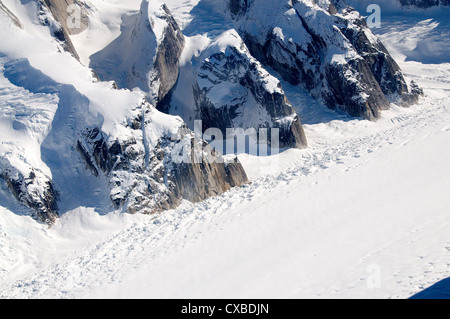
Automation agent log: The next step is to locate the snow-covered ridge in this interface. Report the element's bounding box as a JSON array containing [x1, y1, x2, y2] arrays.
[[90, 0, 185, 104], [0, 0, 248, 225]]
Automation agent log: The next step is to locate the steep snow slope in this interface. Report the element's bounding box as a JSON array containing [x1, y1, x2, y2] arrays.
[[1, 11, 449, 298]]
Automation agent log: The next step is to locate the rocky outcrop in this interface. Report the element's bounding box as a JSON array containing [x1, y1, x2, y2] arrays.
[[90, 0, 185, 104], [198, 31, 307, 149], [1, 168, 59, 225], [161, 30, 308, 150], [336, 3, 423, 106], [77, 103, 248, 215], [228, 0, 421, 120]]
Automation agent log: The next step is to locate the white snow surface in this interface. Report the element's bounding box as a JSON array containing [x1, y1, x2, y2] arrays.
[[0, 1, 449, 299]]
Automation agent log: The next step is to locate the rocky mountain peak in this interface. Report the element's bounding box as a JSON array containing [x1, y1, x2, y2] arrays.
[[227, 0, 421, 120], [90, 0, 184, 104]]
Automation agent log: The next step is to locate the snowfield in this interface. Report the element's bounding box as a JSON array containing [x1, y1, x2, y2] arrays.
[[0, 2, 449, 299]]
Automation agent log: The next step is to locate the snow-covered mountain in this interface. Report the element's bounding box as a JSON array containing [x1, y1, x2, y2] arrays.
[[1, 0, 450, 300], [0, 0, 248, 225], [224, 0, 422, 120], [90, 0, 184, 104], [0, 0, 426, 225]]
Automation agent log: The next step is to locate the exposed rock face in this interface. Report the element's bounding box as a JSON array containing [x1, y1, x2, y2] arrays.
[[336, 3, 423, 106], [154, 4, 186, 103], [228, 0, 421, 120], [41, 0, 89, 35], [1, 169, 59, 225], [162, 30, 308, 150], [197, 32, 307, 149], [90, 0, 185, 104], [37, 0, 90, 60]]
